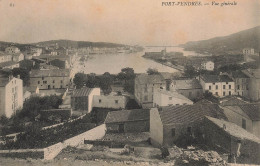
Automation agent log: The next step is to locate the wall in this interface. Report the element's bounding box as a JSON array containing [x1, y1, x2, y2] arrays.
[[30, 76, 70, 90], [0, 149, 44, 159], [153, 90, 193, 107], [0, 87, 6, 117], [177, 89, 203, 100], [43, 142, 64, 160], [71, 96, 88, 111], [88, 88, 100, 113], [234, 78, 249, 98], [222, 107, 253, 133], [150, 108, 164, 147], [93, 95, 127, 109], [248, 77, 260, 101], [252, 121, 260, 138], [202, 81, 235, 97]]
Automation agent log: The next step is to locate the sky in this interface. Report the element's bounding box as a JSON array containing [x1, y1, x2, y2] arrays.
[[0, 0, 259, 46]]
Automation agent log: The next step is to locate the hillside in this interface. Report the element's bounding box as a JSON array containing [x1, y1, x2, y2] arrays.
[[181, 26, 260, 54], [32, 40, 128, 48]]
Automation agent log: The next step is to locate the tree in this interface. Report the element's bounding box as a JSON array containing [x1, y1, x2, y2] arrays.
[[184, 65, 198, 78], [12, 68, 30, 86], [99, 72, 113, 95], [147, 68, 159, 75], [117, 67, 135, 82], [73, 73, 86, 89]]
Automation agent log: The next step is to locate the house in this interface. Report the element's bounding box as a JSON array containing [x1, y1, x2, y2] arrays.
[[242, 69, 260, 101], [201, 116, 260, 165], [49, 59, 69, 69], [0, 76, 23, 118], [219, 96, 248, 107], [150, 103, 226, 147], [0, 52, 12, 63], [12, 53, 24, 62], [105, 109, 150, 133], [38, 54, 71, 66], [30, 47, 42, 56], [93, 95, 127, 109], [153, 89, 193, 107], [135, 73, 166, 108], [29, 69, 71, 90], [230, 70, 250, 98], [0, 61, 19, 69], [201, 61, 214, 71], [199, 74, 235, 97], [222, 104, 260, 138], [5, 46, 20, 54], [71, 87, 101, 113], [170, 79, 203, 100], [39, 63, 59, 70], [243, 48, 254, 55]]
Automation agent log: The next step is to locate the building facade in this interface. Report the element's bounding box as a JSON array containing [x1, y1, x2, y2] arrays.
[[170, 79, 203, 100], [201, 61, 214, 71], [93, 95, 127, 109], [230, 71, 250, 98], [5, 46, 20, 54], [0, 76, 23, 118], [0, 52, 12, 63], [71, 87, 101, 113], [135, 73, 166, 108], [199, 74, 235, 97], [243, 69, 260, 101], [30, 69, 71, 90]]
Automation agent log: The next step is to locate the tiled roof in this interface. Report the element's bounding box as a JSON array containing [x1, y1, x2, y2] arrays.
[[231, 71, 249, 78], [206, 116, 260, 143], [105, 109, 150, 124], [173, 79, 202, 90], [243, 69, 260, 79], [30, 69, 70, 77], [220, 96, 248, 106], [158, 103, 227, 125], [201, 74, 233, 83], [72, 87, 93, 97], [238, 104, 260, 121], [135, 73, 164, 85]]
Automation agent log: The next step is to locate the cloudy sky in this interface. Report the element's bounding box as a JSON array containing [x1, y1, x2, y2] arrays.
[[0, 0, 259, 45]]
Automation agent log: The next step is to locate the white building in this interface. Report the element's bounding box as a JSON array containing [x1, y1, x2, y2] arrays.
[[153, 89, 193, 107], [30, 47, 42, 56], [0, 52, 12, 63], [199, 74, 235, 97], [0, 76, 23, 118], [5, 46, 20, 54], [243, 48, 254, 55], [201, 61, 214, 71]]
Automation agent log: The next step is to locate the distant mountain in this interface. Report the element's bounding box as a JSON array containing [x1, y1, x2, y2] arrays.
[[31, 40, 128, 48], [181, 26, 260, 54]]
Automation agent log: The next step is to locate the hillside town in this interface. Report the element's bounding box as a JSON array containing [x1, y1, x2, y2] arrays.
[[0, 35, 259, 166]]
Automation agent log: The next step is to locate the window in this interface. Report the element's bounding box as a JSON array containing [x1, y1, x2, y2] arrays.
[[61, 80, 63, 83], [42, 77, 44, 80], [115, 100, 118, 104], [144, 95, 148, 101], [209, 86, 211, 90], [144, 84, 148, 92], [53, 80, 55, 83], [242, 118, 246, 129], [169, 97, 172, 100], [172, 128, 176, 137], [215, 92, 218, 96], [187, 127, 192, 133], [223, 92, 225, 96], [216, 85, 218, 90], [38, 81, 40, 84], [229, 85, 231, 89], [223, 85, 225, 89], [99, 99, 102, 103], [237, 85, 240, 90], [229, 91, 231, 95]]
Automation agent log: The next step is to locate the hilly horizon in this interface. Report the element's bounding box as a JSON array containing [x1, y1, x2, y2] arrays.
[[181, 26, 260, 54], [0, 40, 129, 51]]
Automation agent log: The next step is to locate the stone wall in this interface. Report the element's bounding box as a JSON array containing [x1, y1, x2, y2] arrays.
[[0, 149, 44, 159], [43, 142, 64, 160], [93, 95, 127, 109]]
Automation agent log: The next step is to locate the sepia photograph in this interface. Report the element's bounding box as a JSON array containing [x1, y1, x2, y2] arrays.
[[0, 0, 259, 165]]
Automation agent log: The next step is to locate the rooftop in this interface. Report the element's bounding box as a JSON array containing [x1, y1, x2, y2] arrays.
[[243, 69, 260, 79], [30, 69, 70, 77], [135, 73, 164, 85], [220, 96, 249, 106], [172, 79, 202, 90], [238, 104, 260, 121], [105, 109, 150, 124], [157, 89, 193, 102], [158, 103, 227, 125], [200, 74, 233, 83], [206, 116, 260, 143], [0, 61, 18, 68], [0, 77, 10, 87], [72, 87, 93, 97], [231, 70, 250, 78]]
